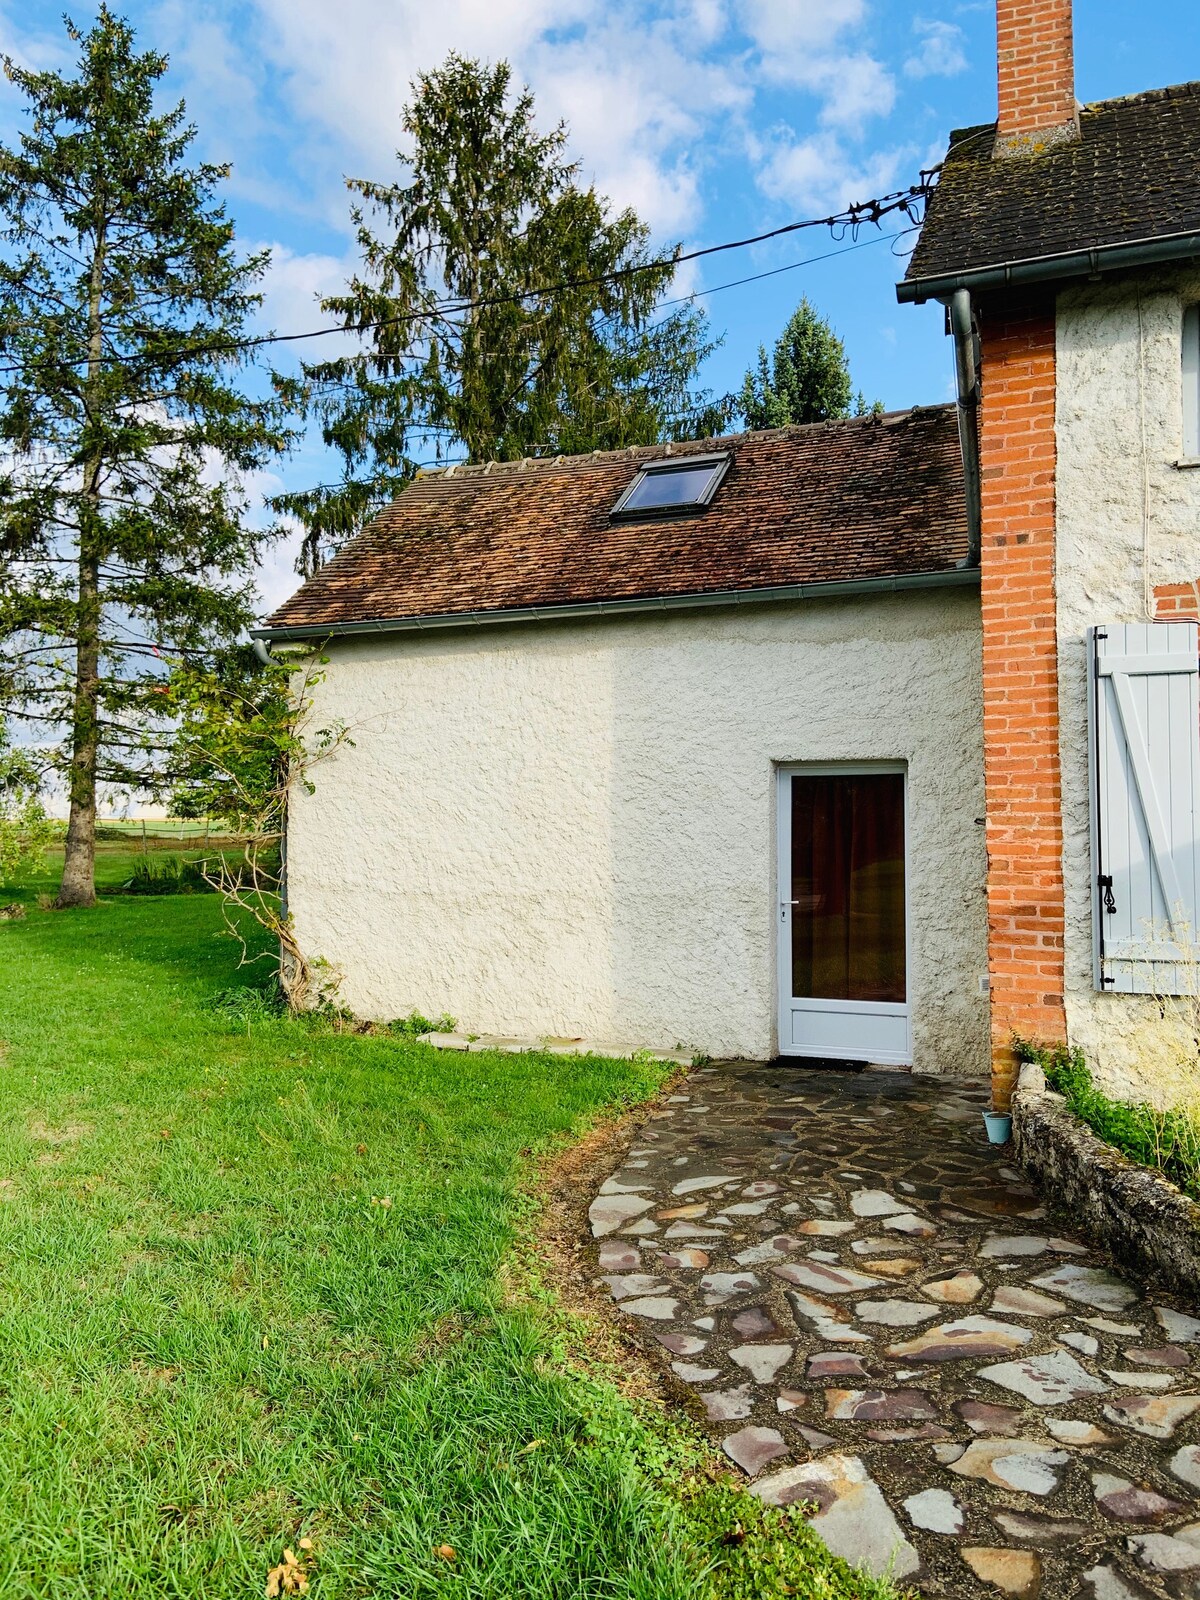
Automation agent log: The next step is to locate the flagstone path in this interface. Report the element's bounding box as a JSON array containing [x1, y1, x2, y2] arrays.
[[586, 1061, 1200, 1599]]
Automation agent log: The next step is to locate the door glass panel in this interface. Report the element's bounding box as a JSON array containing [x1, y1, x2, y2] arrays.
[[790, 773, 906, 1003]]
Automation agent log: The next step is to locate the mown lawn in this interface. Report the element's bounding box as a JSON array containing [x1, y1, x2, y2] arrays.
[[0, 852, 903, 1599]]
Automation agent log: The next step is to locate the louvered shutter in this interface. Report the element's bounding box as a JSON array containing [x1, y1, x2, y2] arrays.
[[1089, 621, 1200, 994]]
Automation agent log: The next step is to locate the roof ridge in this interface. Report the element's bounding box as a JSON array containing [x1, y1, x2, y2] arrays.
[[943, 81, 1200, 167], [415, 406, 948, 481], [1081, 79, 1200, 115]]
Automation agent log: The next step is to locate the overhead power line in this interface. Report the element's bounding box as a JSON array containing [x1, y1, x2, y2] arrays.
[[0, 182, 928, 380]]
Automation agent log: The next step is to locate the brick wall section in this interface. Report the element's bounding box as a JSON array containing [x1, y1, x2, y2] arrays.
[[996, 0, 1076, 138], [978, 297, 1067, 1107], [1154, 580, 1200, 621]]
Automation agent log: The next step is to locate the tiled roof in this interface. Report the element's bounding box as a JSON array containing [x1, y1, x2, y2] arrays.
[[261, 406, 970, 634], [903, 82, 1200, 294]]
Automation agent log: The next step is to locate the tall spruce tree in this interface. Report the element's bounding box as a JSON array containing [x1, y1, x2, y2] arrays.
[[0, 8, 291, 907], [738, 296, 873, 430], [276, 55, 729, 576]]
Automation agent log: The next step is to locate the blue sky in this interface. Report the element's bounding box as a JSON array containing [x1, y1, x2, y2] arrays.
[[3, 0, 1196, 610]]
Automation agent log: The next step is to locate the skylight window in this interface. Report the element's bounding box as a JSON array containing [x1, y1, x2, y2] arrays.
[[610, 453, 730, 518]]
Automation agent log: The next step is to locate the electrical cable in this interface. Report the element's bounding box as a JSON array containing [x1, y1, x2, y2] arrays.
[[0, 183, 929, 379]]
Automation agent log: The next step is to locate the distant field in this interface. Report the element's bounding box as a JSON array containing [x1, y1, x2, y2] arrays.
[[95, 819, 246, 849]]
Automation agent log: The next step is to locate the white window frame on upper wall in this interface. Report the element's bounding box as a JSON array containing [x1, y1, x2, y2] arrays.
[[1088, 621, 1200, 995], [1184, 304, 1200, 461]]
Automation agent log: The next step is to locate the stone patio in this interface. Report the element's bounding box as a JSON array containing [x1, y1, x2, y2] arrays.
[[586, 1061, 1200, 1598]]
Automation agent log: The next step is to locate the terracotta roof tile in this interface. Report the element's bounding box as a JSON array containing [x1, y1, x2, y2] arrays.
[[905, 82, 1200, 289], [263, 405, 969, 633]]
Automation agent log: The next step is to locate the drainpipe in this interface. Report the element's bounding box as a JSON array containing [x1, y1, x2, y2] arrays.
[[949, 287, 982, 568], [252, 637, 274, 667]]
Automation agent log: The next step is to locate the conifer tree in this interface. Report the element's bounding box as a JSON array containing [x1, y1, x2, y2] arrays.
[[277, 55, 729, 576], [739, 296, 875, 430], [0, 8, 292, 906]]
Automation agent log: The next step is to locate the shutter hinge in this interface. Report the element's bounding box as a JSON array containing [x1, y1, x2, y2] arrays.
[[1098, 874, 1116, 915]]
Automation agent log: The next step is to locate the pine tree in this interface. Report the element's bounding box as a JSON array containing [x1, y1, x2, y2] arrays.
[[0, 8, 292, 907], [738, 297, 875, 430], [276, 55, 729, 576]]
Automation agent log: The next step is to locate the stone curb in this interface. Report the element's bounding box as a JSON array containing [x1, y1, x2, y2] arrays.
[[1012, 1061, 1200, 1299], [418, 1031, 694, 1064]]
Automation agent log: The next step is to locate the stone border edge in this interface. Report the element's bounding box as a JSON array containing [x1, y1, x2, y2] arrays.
[[1011, 1061, 1200, 1298]]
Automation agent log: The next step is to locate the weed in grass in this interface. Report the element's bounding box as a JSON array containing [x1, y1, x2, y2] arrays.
[[388, 1008, 457, 1038], [206, 982, 285, 1026]]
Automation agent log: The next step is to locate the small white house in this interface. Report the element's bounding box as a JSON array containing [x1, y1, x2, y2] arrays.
[[261, 411, 991, 1073], [260, 0, 1200, 1102]]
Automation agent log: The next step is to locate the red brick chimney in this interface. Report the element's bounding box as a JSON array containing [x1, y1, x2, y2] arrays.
[[995, 0, 1078, 153]]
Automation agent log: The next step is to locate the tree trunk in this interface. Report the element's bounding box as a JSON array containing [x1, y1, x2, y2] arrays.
[[57, 229, 106, 910], [57, 542, 101, 908]]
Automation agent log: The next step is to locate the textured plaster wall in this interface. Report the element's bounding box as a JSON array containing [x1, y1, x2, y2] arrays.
[[1056, 267, 1200, 1100], [287, 590, 989, 1071]]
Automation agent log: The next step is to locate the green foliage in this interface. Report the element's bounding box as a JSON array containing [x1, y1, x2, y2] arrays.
[[164, 646, 315, 834], [688, 1482, 909, 1599], [738, 297, 877, 430], [1014, 1036, 1200, 1201], [205, 980, 285, 1025], [275, 55, 731, 575], [389, 1008, 457, 1038], [164, 646, 346, 1009], [119, 853, 211, 895], [0, 8, 293, 905], [0, 719, 52, 884]]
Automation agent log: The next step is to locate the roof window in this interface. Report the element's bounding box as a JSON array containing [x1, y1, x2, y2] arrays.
[[610, 453, 729, 519]]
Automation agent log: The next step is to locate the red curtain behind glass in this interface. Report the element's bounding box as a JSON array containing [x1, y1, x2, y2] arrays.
[[790, 773, 906, 1004]]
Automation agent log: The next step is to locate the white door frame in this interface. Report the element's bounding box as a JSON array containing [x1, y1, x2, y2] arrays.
[[775, 762, 912, 1065]]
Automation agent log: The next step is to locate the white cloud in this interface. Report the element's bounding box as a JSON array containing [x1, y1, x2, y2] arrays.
[[814, 52, 897, 128], [903, 18, 968, 79], [732, 0, 894, 141], [252, 242, 360, 358], [734, 0, 868, 78], [754, 127, 913, 216], [252, 522, 307, 616]]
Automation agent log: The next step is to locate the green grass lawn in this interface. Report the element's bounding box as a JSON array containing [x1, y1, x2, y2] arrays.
[[0, 851, 903, 1600]]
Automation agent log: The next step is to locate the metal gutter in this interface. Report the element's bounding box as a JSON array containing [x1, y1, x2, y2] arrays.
[[897, 227, 1200, 305], [252, 567, 980, 645]]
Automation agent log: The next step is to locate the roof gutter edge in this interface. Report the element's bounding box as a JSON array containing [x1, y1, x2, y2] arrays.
[[252, 567, 980, 644], [896, 227, 1200, 305]]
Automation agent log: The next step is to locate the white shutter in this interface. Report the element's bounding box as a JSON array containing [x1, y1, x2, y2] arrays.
[[1089, 621, 1200, 994]]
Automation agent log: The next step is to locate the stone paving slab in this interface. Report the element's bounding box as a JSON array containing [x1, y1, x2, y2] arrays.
[[420, 1031, 693, 1063], [585, 1061, 1200, 1598]]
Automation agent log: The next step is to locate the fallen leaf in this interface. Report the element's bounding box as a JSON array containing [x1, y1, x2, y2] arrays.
[[517, 1439, 545, 1455], [261, 1335, 270, 1349], [265, 1545, 310, 1597], [435, 1545, 456, 1562], [159, 1129, 172, 1140], [370, 1195, 392, 1209], [355, 1143, 367, 1154]]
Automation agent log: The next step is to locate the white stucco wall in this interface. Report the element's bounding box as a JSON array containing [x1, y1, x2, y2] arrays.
[[286, 589, 990, 1073], [1056, 266, 1200, 1099]]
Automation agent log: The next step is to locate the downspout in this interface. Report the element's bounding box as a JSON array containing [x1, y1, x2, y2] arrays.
[[252, 637, 274, 667], [949, 287, 983, 568]]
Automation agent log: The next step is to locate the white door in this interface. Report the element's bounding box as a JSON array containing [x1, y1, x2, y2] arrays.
[[777, 765, 911, 1065]]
